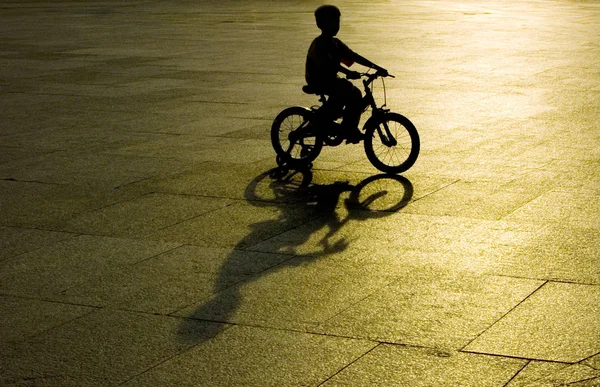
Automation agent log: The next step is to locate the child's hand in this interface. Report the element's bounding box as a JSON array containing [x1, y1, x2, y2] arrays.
[[376, 67, 389, 77], [346, 71, 361, 80]]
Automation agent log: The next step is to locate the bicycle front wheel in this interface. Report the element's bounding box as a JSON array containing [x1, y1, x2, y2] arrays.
[[364, 113, 420, 173], [271, 106, 323, 165]]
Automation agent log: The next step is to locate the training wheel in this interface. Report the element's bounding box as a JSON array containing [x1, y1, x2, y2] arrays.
[[271, 167, 289, 179]]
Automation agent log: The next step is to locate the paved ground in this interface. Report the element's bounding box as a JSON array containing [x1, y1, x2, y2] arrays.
[[1, 1, 599, 386]]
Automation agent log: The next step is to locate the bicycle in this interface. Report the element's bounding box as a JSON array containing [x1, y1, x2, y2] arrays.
[[271, 70, 420, 174]]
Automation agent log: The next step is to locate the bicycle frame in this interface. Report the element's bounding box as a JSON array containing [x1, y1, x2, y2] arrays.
[[309, 72, 394, 143], [361, 73, 398, 147]]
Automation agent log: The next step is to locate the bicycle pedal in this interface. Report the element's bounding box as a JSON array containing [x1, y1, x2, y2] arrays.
[[345, 132, 364, 144]]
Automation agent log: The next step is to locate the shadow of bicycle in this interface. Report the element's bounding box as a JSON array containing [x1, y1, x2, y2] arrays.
[[177, 168, 413, 344]]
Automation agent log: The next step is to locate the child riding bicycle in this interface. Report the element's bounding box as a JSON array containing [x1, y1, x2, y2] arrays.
[[305, 5, 389, 144]]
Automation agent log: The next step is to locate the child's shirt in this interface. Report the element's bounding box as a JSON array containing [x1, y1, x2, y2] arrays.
[[305, 35, 356, 90]]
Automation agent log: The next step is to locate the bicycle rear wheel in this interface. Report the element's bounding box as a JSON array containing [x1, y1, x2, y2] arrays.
[[364, 113, 420, 173], [271, 106, 323, 166]]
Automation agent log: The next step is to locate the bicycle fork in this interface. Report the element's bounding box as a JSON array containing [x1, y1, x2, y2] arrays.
[[375, 118, 398, 147]]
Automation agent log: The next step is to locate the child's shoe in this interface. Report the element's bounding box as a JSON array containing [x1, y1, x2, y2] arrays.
[[345, 129, 363, 144]]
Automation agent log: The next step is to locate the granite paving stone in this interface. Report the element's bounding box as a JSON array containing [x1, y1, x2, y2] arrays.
[[123, 325, 378, 387], [0, 309, 225, 386], [322, 344, 525, 387], [0, 147, 50, 165], [0, 296, 95, 343], [0, 226, 75, 262], [0, 179, 150, 229], [173, 255, 395, 332], [314, 269, 543, 350], [56, 246, 294, 315], [401, 180, 543, 220], [487, 223, 600, 284], [585, 353, 600, 371], [249, 210, 500, 260], [504, 361, 574, 387], [0, 151, 202, 189], [130, 160, 283, 201], [147, 200, 322, 248], [505, 189, 600, 226], [0, 235, 181, 298], [465, 281, 600, 363], [0, 127, 175, 152], [508, 364, 600, 387], [61, 192, 234, 238]]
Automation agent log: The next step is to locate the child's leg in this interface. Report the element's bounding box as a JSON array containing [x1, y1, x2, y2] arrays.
[[331, 78, 362, 132]]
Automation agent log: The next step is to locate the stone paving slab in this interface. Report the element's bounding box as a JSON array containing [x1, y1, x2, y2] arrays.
[[314, 270, 543, 350], [321, 344, 526, 387], [0, 226, 74, 262], [61, 192, 234, 238], [1, 0, 600, 386], [0, 296, 94, 343], [0, 235, 181, 298], [507, 363, 600, 387], [1, 309, 224, 386], [147, 200, 323, 248], [57, 246, 294, 315], [0, 179, 145, 229], [464, 282, 600, 363], [122, 325, 377, 387], [174, 256, 396, 332]]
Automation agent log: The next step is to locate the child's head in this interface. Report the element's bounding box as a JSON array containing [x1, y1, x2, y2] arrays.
[[315, 5, 340, 36]]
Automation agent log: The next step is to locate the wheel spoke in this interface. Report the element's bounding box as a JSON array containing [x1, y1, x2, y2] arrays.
[[271, 108, 322, 165]]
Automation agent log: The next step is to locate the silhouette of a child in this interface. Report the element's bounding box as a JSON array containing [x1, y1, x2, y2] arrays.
[[305, 5, 388, 143]]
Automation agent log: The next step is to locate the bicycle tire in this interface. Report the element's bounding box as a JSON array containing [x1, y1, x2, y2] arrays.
[[271, 106, 323, 166], [363, 112, 420, 173]]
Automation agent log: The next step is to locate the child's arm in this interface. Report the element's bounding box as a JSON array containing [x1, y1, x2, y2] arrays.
[[338, 66, 360, 79], [352, 53, 388, 75], [337, 40, 388, 76]]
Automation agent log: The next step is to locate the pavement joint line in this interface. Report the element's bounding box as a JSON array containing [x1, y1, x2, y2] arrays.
[[578, 352, 600, 369], [163, 312, 527, 364], [129, 198, 243, 238], [112, 177, 156, 191], [313, 278, 400, 330], [130, 243, 185, 266], [241, 211, 328, 250], [487, 273, 599, 287], [185, 99, 251, 105], [0, 292, 100, 308], [316, 342, 382, 387], [459, 348, 576, 365], [405, 178, 462, 203], [0, 233, 79, 262], [171, 315, 385, 347], [0, 177, 67, 186], [1, 298, 101, 339], [115, 324, 238, 387], [459, 280, 549, 353], [500, 359, 530, 387], [578, 375, 600, 384], [544, 278, 600, 286]]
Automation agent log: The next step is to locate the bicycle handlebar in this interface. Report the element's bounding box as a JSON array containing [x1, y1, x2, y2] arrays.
[[358, 71, 394, 88], [364, 71, 394, 79]]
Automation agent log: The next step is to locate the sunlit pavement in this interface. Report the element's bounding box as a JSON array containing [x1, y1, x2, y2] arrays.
[[1, 1, 599, 385]]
